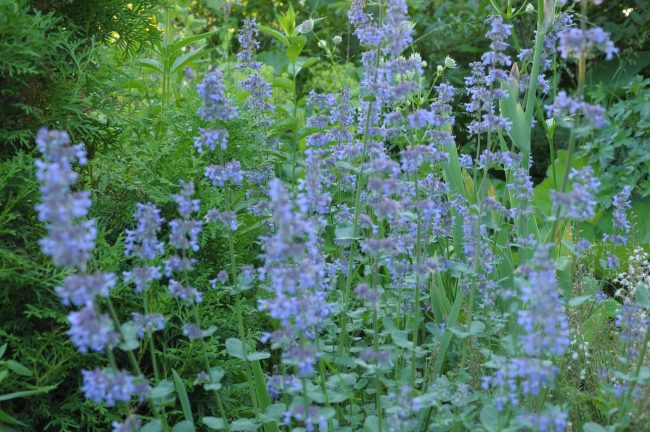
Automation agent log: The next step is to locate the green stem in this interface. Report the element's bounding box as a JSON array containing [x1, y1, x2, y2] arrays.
[[524, 0, 547, 124]]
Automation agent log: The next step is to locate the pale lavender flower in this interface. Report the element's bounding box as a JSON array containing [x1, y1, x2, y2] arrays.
[[132, 312, 165, 338], [169, 219, 203, 251], [545, 91, 608, 128], [483, 357, 559, 411], [509, 168, 534, 218], [183, 323, 203, 340], [616, 303, 647, 345], [112, 416, 142, 432], [517, 244, 570, 357], [81, 368, 144, 407], [242, 73, 274, 114], [612, 185, 632, 236], [257, 179, 332, 376], [205, 209, 239, 231], [465, 16, 512, 135], [172, 181, 200, 219], [237, 18, 262, 69], [205, 160, 244, 187], [518, 409, 569, 432], [198, 68, 238, 121], [56, 272, 116, 307], [123, 266, 162, 293], [558, 27, 618, 60], [355, 283, 381, 308], [35, 129, 96, 269], [68, 305, 119, 353], [169, 279, 203, 304], [459, 154, 473, 168], [124, 203, 164, 260], [194, 128, 229, 153], [550, 167, 600, 221], [386, 385, 421, 432], [163, 255, 196, 277], [348, 0, 369, 25], [283, 404, 328, 431]]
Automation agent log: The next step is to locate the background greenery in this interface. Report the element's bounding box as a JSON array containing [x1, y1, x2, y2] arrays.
[[0, 0, 648, 430]]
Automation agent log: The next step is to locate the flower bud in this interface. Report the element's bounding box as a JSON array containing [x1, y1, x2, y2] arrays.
[[332, 35, 342, 45], [297, 19, 314, 34], [318, 39, 327, 49], [444, 56, 457, 69]]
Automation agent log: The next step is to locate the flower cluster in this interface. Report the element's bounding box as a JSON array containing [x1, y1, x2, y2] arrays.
[[545, 91, 608, 128], [198, 68, 238, 121], [465, 16, 512, 135], [258, 179, 332, 376], [205, 160, 244, 187], [550, 167, 600, 221], [35, 128, 95, 269], [517, 244, 570, 356], [558, 27, 618, 61], [237, 18, 273, 114], [81, 368, 148, 407]]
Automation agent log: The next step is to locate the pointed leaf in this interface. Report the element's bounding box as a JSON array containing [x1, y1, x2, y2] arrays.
[[172, 369, 194, 423], [225, 338, 246, 360], [136, 58, 163, 73], [258, 25, 289, 46]]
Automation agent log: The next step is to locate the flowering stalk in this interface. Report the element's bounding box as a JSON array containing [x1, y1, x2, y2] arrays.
[[617, 315, 650, 425], [338, 0, 385, 356]]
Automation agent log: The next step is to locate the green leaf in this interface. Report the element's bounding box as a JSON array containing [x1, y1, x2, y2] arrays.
[[449, 321, 485, 339], [277, 4, 297, 37], [252, 360, 280, 432], [247, 351, 270, 361], [202, 326, 218, 338], [5, 360, 32, 377], [363, 415, 381, 432], [171, 420, 196, 432], [119, 321, 140, 351], [230, 418, 260, 431], [433, 289, 465, 376], [140, 420, 163, 432], [171, 47, 214, 75], [583, 423, 608, 432], [287, 36, 307, 63], [262, 403, 286, 422], [335, 223, 360, 240], [0, 344, 6, 360], [499, 77, 530, 159], [172, 369, 194, 423], [202, 417, 226, 430], [0, 384, 57, 402], [636, 284, 650, 309], [136, 58, 163, 73], [569, 295, 593, 307], [172, 29, 220, 53], [480, 405, 500, 432], [0, 408, 27, 427], [390, 330, 414, 350], [258, 25, 289, 46], [225, 338, 246, 360], [149, 380, 174, 399], [270, 76, 294, 91]]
